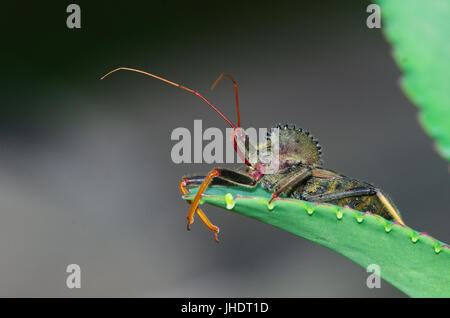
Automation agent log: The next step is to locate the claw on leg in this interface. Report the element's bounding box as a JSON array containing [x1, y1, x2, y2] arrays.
[[186, 219, 191, 231], [268, 193, 278, 205], [196, 208, 220, 243], [186, 213, 194, 231]]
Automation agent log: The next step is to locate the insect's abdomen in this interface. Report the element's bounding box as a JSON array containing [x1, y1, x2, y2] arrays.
[[332, 194, 391, 220], [292, 177, 394, 221]]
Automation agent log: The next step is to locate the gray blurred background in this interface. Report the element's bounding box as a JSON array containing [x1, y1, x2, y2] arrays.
[[0, 1, 449, 297]]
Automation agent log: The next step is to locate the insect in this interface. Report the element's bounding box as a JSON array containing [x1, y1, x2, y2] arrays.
[[101, 67, 404, 242]]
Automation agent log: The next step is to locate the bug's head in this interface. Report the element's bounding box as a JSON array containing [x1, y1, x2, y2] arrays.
[[229, 127, 255, 167]]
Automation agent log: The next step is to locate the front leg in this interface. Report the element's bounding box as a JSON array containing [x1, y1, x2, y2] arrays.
[[179, 178, 220, 242], [182, 168, 257, 242]]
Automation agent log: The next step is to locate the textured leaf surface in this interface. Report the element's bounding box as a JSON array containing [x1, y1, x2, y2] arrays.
[[184, 185, 450, 297], [376, 0, 450, 162]]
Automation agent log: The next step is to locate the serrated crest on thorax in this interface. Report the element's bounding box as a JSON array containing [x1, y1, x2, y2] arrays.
[[260, 123, 322, 168]]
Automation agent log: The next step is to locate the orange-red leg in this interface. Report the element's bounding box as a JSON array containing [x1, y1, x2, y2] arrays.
[[185, 169, 221, 234], [179, 177, 220, 242]]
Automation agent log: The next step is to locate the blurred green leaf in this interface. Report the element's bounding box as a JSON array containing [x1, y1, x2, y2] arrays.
[[376, 0, 450, 162], [184, 185, 450, 297]]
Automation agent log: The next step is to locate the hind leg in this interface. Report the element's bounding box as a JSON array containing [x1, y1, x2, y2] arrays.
[[302, 188, 404, 225]]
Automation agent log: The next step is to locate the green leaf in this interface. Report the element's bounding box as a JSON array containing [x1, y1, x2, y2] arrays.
[[184, 185, 450, 297], [376, 0, 450, 162]]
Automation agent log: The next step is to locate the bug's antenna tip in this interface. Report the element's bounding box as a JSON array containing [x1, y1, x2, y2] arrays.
[[210, 80, 218, 92], [100, 67, 125, 81]]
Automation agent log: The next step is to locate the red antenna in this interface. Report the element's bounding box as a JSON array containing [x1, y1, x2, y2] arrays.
[[211, 73, 241, 128], [100, 67, 236, 129]]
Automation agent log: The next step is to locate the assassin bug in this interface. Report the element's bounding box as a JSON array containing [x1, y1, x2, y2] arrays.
[[101, 67, 405, 242]]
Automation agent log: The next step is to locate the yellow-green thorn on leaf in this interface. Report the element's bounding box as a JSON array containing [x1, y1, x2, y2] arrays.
[[297, 201, 310, 213], [225, 193, 235, 210], [183, 185, 450, 297], [267, 201, 275, 211], [336, 210, 343, 220], [356, 215, 364, 223]]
